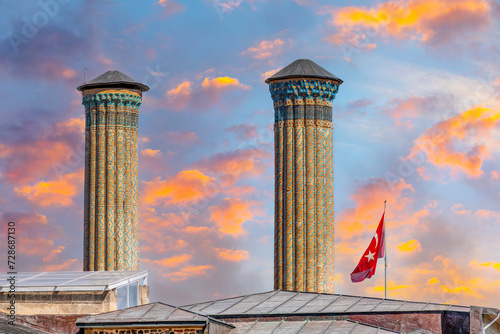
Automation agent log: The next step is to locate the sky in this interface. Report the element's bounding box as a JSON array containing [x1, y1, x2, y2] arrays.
[[0, 0, 499, 309]]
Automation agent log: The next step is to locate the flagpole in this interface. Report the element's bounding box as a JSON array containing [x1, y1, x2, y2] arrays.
[[384, 200, 387, 299]]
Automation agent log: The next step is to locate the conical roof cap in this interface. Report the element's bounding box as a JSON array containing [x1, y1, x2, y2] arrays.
[[265, 59, 342, 84], [77, 70, 149, 92]]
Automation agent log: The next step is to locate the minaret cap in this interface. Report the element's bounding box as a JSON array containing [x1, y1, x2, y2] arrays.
[[265, 59, 343, 84], [77, 70, 150, 92]]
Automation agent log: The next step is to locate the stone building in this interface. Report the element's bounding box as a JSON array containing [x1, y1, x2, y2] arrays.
[[0, 271, 149, 316]]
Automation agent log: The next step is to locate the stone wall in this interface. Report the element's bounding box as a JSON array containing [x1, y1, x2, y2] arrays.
[[0, 290, 115, 315], [82, 327, 204, 334]]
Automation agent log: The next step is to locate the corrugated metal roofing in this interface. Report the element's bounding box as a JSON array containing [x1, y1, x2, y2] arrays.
[[76, 302, 233, 329], [0, 317, 51, 334], [182, 290, 470, 316], [265, 59, 343, 83], [229, 319, 401, 334], [77, 70, 149, 92], [0, 271, 148, 292]]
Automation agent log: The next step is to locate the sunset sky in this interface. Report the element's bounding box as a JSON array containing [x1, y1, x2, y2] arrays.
[[0, 0, 499, 308]]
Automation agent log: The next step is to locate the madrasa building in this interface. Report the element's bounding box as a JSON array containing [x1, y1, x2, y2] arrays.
[[0, 60, 499, 334]]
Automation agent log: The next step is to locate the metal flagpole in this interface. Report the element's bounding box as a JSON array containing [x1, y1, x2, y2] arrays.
[[384, 200, 387, 299]]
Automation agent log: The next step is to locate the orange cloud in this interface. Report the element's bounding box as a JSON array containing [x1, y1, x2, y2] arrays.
[[201, 76, 250, 90], [165, 265, 214, 281], [14, 170, 83, 207], [451, 204, 471, 215], [216, 248, 250, 262], [242, 39, 285, 59], [261, 67, 282, 81], [0, 117, 85, 184], [474, 209, 500, 219], [323, 0, 491, 49], [42, 246, 65, 262], [141, 148, 162, 158], [167, 81, 192, 110], [162, 76, 250, 111], [142, 170, 216, 206], [337, 178, 414, 239], [184, 226, 209, 233], [40, 259, 78, 272], [195, 148, 271, 185], [143, 254, 192, 268], [397, 239, 421, 253], [407, 106, 500, 178], [209, 198, 260, 236]]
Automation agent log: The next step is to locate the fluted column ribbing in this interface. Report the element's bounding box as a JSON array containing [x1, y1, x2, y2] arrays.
[[82, 89, 142, 271], [269, 78, 340, 293]]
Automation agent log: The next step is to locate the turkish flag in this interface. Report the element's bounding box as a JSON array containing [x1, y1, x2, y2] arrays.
[[350, 212, 385, 283]]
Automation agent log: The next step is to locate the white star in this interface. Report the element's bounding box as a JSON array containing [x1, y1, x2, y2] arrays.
[[365, 251, 375, 262]]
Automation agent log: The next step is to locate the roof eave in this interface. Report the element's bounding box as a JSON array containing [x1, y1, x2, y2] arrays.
[[265, 75, 343, 84], [77, 81, 150, 92]]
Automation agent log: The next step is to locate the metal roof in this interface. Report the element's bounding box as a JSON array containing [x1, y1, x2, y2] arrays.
[[182, 290, 470, 316], [265, 59, 343, 84], [77, 70, 150, 92], [76, 302, 233, 329], [229, 319, 401, 334], [0, 316, 51, 334], [0, 271, 148, 292]]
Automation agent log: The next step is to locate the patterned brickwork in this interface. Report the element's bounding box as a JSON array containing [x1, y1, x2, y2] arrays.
[[82, 89, 142, 271], [269, 78, 340, 293]]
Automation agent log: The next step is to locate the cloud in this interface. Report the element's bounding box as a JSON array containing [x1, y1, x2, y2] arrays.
[[397, 239, 422, 253], [195, 148, 271, 185], [163, 131, 199, 146], [261, 67, 282, 82], [0, 117, 84, 184], [407, 106, 500, 178], [39, 259, 78, 272], [161, 76, 250, 111], [209, 198, 261, 236], [141, 148, 162, 158], [451, 204, 471, 215], [14, 169, 83, 207], [142, 170, 216, 206], [215, 248, 250, 262], [166, 81, 192, 110], [143, 254, 192, 268], [165, 265, 215, 281], [156, 0, 184, 17], [226, 123, 259, 140], [241, 39, 286, 59], [384, 96, 432, 120], [322, 0, 491, 52], [337, 177, 414, 239], [201, 76, 250, 90], [213, 0, 245, 14]]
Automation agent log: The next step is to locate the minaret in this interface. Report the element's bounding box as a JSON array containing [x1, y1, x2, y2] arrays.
[[266, 59, 342, 293], [77, 71, 149, 271]]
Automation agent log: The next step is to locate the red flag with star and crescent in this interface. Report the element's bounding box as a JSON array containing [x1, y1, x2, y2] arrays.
[[351, 212, 385, 283]]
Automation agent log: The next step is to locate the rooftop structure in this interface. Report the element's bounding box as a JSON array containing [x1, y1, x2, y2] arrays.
[[0, 271, 149, 316], [77, 70, 149, 92], [73, 290, 500, 333], [265, 59, 343, 83]]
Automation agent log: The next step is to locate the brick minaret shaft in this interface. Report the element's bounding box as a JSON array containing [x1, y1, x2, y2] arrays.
[[78, 71, 149, 271], [266, 59, 342, 293]]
